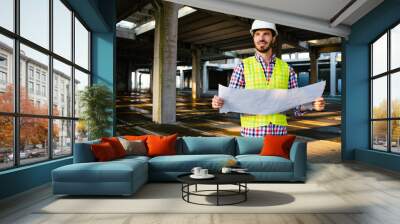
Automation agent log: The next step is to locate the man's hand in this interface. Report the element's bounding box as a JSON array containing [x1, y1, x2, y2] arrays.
[[212, 95, 224, 109], [313, 97, 325, 111]]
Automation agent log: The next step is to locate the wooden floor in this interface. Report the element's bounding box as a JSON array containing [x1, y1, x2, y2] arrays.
[[1, 162, 400, 224]]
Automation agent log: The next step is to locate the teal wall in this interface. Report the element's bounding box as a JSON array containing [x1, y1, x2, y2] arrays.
[[91, 0, 117, 136], [343, 0, 400, 171], [0, 0, 116, 200], [0, 158, 72, 199], [66, 0, 111, 32], [69, 0, 116, 135]]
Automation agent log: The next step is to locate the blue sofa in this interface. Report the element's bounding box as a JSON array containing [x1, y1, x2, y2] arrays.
[[52, 137, 307, 196]]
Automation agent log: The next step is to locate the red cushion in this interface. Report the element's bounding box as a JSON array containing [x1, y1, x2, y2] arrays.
[[91, 142, 117, 161], [146, 134, 178, 157], [124, 135, 148, 141], [101, 137, 126, 158], [260, 135, 296, 159]]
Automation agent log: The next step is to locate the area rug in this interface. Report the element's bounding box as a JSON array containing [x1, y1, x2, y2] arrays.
[[37, 183, 361, 214]]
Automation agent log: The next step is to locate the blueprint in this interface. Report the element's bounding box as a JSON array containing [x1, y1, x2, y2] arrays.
[[218, 81, 326, 115]]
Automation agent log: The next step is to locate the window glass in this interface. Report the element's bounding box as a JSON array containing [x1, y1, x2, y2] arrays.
[[74, 69, 89, 118], [0, 0, 14, 31], [20, 117, 49, 165], [391, 72, 400, 118], [53, 0, 72, 60], [53, 59, 72, 117], [372, 76, 387, 119], [20, 44, 49, 115], [372, 33, 387, 76], [74, 18, 89, 70], [20, 0, 49, 49], [391, 24, 400, 70], [0, 116, 14, 170], [372, 121, 388, 152], [391, 120, 400, 153], [75, 120, 88, 143], [0, 34, 14, 112], [53, 119, 72, 157], [371, 26, 400, 153], [0, 0, 93, 169]]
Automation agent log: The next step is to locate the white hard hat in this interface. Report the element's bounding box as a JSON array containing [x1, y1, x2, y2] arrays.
[[250, 20, 278, 36]]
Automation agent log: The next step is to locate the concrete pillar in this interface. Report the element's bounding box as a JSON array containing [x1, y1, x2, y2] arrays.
[[330, 52, 337, 96], [202, 61, 209, 94], [127, 61, 133, 93], [191, 47, 201, 100], [186, 75, 190, 88], [179, 69, 184, 89], [152, 1, 179, 124], [134, 69, 139, 91], [149, 66, 153, 93], [309, 47, 318, 84]]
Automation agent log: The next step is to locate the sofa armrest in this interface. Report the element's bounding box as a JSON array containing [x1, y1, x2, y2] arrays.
[[289, 141, 307, 181], [73, 140, 100, 163]]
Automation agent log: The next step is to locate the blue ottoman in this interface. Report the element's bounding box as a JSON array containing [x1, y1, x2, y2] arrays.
[[52, 157, 148, 196]]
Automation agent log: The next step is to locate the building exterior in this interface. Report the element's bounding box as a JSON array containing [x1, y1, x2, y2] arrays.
[[0, 41, 78, 162]]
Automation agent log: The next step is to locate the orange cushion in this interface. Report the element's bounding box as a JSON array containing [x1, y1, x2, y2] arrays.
[[91, 142, 117, 161], [260, 135, 296, 159], [124, 135, 148, 141], [101, 137, 126, 158], [146, 134, 178, 157]]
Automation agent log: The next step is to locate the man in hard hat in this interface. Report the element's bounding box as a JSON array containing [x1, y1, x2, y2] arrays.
[[212, 20, 325, 137]]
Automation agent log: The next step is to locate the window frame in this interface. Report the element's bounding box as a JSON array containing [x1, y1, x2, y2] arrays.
[[0, 0, 92, 171], [370, 19, 400, 154]]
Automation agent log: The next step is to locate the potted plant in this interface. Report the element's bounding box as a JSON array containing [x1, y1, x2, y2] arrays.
[[79, 84, 113, 140]]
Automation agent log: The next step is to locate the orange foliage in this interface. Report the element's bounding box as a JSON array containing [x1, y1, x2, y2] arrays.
[[0, 84, 59, 149]]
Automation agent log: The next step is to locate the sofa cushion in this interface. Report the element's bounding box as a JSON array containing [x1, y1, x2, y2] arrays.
[[181, 137, 235, 155], [101, 137, 127, 158], [236, 155, 293, 172], [124, 135, 148, 141], [53, 159, 147, 183], [260, 135, 296, 159], [236, 137, 264, 155], [118, 138, 147, 156], [149, 154, 235, 172], [147, 134, 178, 157], [91, 142, 118, 161]]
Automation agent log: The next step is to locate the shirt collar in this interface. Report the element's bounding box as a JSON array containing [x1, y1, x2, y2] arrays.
[[255, 52, 276, 65]]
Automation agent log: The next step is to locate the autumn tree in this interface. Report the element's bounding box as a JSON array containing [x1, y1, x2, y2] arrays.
[[372, 99, 400, 143], [0, 85, 14, 150], [0, 84, 59, 152]]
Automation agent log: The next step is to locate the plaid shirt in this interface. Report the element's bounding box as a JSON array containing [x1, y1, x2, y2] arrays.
[[229, 53, 304, 137]]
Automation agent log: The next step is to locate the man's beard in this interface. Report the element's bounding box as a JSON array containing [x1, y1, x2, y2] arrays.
[[255, 41, 272, 53]]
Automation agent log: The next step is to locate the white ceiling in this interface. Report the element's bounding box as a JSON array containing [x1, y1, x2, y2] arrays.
[[163, 0, 384, 38], [228, 0, 351, 22]]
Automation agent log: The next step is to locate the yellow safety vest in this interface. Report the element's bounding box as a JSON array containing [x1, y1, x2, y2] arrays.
[[240, 56, 290, 128]]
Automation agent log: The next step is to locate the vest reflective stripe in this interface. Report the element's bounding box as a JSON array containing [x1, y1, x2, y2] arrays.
[[240, 56, 289, 128]]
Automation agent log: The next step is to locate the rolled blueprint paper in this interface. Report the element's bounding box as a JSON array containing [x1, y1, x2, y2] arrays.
[[218, 81, 326, 115]]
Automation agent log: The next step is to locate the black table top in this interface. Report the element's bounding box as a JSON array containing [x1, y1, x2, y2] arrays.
[[177, 172, 255, 185]]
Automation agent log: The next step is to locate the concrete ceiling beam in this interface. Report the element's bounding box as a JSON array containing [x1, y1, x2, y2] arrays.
[[179, 17, 227, 33], [117, 0, 150, 22], [181, 26, 245, 43], [163, 0, 351, 38], [179, 20, 239, 39], [189, 30, 249, 45]]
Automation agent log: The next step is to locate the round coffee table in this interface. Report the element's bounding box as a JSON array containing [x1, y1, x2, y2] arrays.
[[177, 172, 255, 206]]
